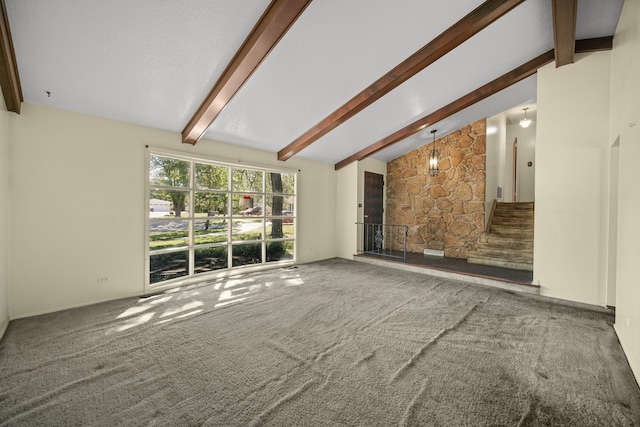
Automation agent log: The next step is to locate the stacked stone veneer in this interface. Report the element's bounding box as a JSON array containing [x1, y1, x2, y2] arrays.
[[386, 119, 486, 258]]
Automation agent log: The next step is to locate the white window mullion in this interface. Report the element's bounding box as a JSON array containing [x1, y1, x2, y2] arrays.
[[227, 167, 233, 269], [262, 171, 267, 264], [188, 160, 195, 276], [148, 150, 295, 286]]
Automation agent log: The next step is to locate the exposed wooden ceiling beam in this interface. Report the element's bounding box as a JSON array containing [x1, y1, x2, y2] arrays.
[[575, 36, 613, 53], [334, 36, 614, 170], [334, 50, 555, 170], [182, 0, 312, 145], [0, 0, 23, 113], [552, 0, 578, 67], [277, 0, 525, 161]]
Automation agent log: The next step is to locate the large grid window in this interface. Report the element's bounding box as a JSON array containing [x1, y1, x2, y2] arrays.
[[148, 152, 296, 286]]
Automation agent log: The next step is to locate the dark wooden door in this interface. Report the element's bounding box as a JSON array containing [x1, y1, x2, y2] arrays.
[[364, 172, 384, 251], [364, 172, 384, 224]]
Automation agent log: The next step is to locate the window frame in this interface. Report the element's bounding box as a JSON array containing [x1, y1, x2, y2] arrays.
[[145, 147, 297, 291]]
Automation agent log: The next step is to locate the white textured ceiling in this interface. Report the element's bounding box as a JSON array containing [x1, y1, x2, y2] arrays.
[[5, 0, 624, 165], [5, 0, 271, 130]]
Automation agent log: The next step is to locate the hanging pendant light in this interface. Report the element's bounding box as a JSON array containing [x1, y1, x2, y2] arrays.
[[429, 129, 439, 177], [520, 107, 532, 128]]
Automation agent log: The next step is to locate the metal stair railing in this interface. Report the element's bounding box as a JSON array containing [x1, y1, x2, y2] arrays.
[[355, 222, 408, 262]]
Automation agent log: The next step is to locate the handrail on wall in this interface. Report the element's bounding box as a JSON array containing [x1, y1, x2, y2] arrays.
[[486, 199, 498, 233]]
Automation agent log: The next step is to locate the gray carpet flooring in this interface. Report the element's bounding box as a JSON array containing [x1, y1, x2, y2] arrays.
[[1, 258, 639, 426]]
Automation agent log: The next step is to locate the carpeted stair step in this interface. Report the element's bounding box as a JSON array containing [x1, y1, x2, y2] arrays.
[[466, 251, 534, 271], [469, 201, 534, 271], [483, 235, 534, 249], [493, 212, 534, 221], [488, 226, 534, 238], [493, 209, 533, 215], [476, 240, 534, 252], [497, 201, 534, 210], [490, 223, 533, 232], [475, 246, 533, 260], [491, 216, 534, 225]]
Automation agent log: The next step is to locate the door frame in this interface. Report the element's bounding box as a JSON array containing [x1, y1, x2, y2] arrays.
[[363, 171, 385, 251]]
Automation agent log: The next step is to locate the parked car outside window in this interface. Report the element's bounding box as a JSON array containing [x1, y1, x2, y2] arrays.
[[241, 206, 262, 215]]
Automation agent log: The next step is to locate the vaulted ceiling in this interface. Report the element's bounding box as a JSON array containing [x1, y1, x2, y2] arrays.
[[2, 0, 623, 168]]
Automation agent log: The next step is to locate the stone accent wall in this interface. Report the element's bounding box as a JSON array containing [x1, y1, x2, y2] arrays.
[[386, 120, 486, 258]]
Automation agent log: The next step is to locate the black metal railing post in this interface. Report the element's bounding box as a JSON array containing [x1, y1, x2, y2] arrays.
[[356, 222, 408, 262]]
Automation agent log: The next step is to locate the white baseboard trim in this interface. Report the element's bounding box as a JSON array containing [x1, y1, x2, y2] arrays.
[[9, 291, 146, 320], [536, 292, 612, 313], [0, 317, 8, 341], [9, 262, 299, 320], [614, 324, 640, 388]]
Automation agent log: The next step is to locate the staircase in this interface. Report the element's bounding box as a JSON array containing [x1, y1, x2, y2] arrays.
[[467, 201, 534, 271]]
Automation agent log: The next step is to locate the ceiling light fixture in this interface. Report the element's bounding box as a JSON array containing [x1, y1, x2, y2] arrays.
[[429, 130, 439, 177], [520, 107, 532, 128]]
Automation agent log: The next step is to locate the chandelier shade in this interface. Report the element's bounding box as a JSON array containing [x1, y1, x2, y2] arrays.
[[520, 107, 532, 128], [429, 130, 438, 176]]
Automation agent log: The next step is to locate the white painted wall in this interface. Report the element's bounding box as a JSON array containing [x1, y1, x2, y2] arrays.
[[499, 122, 536, 203], [507, 123, 536, 202], [335, 158, 387, 260], [496, 115, 507, 203], [485, 114, 504, 221], [485, 113, 536, 215], [335, 162, 358, 259], [610, 0, 640, 385], [502, 129, 515, 203], [0, 97, 9, 338], [8, 103, 336, 318], [606, 140, 619, 308], [535, 51, 611, 306]]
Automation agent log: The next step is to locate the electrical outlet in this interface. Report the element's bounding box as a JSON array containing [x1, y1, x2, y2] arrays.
[[626, 318, 630, 327], [97, 276, 111, 284]]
